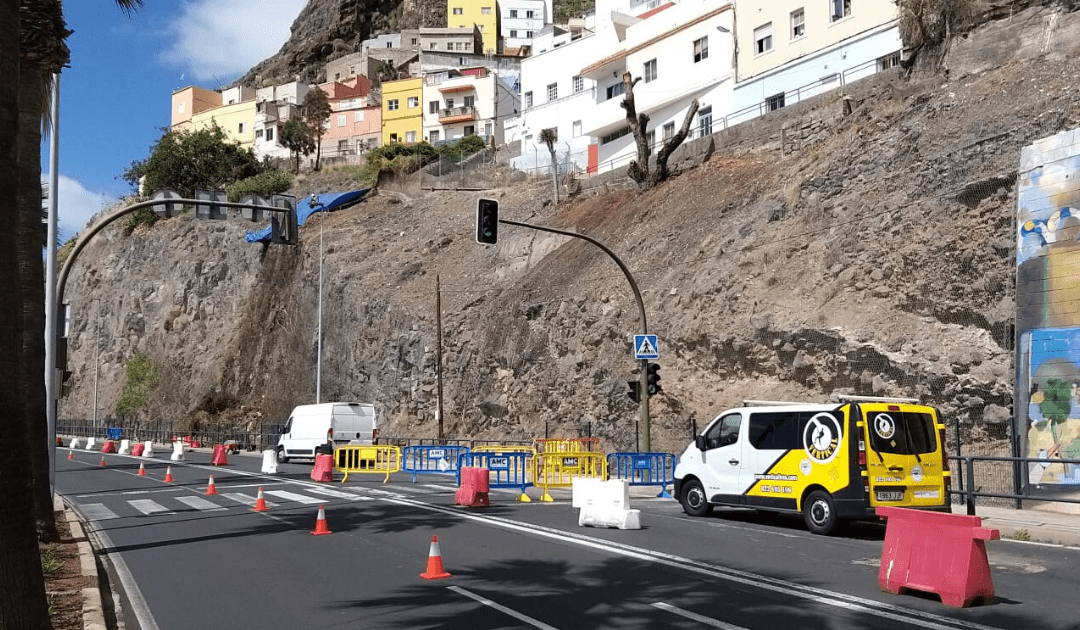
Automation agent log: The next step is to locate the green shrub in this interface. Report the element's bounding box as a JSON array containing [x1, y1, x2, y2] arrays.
[[115, 352, 160, 419], [226, 170, 293, 202], [124, 207, 158, 235]]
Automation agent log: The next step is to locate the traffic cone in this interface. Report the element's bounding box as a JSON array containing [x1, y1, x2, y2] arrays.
[[100, 455, 107, 467], [310, 505, 332, 536], [420, 535, 452, 580], [205, 475, 218, 496], [67, 450, 74, 460], [252, 487, 269, 512], [164, 466, 174, 483], [137, 461, 147, 476]]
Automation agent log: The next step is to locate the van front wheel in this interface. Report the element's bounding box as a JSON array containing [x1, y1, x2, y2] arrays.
[[680, 479, 712, 517], [803, 490, 836, 535], [276, 447, 289, 465]]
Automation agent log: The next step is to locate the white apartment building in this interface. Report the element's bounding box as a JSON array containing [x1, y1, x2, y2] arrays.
[[500, 0, 552, 51], [421, 67, 519, 146], [508, 0, 734, 175], [253, 82, 310, 160]]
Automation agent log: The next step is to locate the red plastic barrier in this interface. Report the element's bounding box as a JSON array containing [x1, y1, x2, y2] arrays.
[[876, 506, 999, 607], [131, 443, 145, 457], [101, 440, 116, 454], [211, 444, 229, 466], [311, 454, 334, 482], [455, 467, 490, 507]]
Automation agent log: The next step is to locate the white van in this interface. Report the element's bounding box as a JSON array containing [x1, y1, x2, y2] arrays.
[[275, 402, 377, 464]]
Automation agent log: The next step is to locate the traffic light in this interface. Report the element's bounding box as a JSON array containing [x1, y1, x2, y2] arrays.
[[626, 380, 641, 404], [59, 369, 73, 398], [476, 198, 498, 244], [646, 363, 662, 396]]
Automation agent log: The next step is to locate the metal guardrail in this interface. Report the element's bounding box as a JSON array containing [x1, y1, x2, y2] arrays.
[[953, 454, 1080, 513]]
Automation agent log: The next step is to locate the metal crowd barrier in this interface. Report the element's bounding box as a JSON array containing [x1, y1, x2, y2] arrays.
[[533, 451, 607, 502], [460, 451, 533, 501], [534, 437, 601, 453], [402, 445, 471, 483], [607, 452, 677, 498], [334, 445, 401, 483]]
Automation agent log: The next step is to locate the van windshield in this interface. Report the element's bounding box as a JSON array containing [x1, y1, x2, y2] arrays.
[[866, 411, 937, 455]]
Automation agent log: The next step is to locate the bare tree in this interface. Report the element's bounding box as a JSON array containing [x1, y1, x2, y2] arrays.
[[539, 127, 559, 204], [620, 71, 699, 189]]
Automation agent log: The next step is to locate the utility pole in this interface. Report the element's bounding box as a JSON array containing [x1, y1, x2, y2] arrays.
[[436, 275, 445, 440]]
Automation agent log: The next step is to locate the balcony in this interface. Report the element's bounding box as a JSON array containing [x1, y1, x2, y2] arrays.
[[439, 105, 478, 124]]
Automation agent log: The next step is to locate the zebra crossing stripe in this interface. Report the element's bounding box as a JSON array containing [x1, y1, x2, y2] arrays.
[[264, 490, 323, 505], [128, 499, 174, 516], [81, 503, 119, 521], [174, 496, 227, 512], [219, 493, 280, 508], [302, 486, 365, 501]]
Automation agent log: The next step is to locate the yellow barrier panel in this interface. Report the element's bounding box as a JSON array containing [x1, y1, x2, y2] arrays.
[[534, 438, 602, 453], [532, 451, 607, 502], [334, 445, 401, 483]]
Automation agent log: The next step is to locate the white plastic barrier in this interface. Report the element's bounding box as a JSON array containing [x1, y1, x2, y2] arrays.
[[69, 437, 83, 449], [142, 440, 154, 457], [261, 450, 278, 474], [573, 478, 641, 530], [85, 437, 96, 451], [118, 439, 131, 455], [170, 440, 185, 461]]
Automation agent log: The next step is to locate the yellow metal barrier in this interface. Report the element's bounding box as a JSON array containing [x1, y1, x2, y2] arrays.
[[334, 445, 401, 483], [534, 437, 602, 453], [532, 451, 607, 502]]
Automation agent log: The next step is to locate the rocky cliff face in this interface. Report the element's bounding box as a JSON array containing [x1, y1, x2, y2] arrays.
[[61, 3, 1080, 453]]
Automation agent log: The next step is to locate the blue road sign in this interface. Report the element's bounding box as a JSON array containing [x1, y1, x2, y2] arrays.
[[634, 335, 659, 360]]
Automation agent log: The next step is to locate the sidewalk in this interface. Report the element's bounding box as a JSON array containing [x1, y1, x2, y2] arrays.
[[965, 503, 1080, 547]]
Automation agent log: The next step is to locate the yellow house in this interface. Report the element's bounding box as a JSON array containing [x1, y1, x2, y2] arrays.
[[381, 77, 424, 145], [448, 0, 499, 54], [189, 100, 258, 150]]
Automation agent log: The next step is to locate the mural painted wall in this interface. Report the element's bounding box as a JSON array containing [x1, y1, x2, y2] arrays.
[[1017, 127, 1080, 489]]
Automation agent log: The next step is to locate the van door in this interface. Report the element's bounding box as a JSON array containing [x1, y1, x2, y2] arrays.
[[862, 404, 946, 507], [694, 412, 746, 504]]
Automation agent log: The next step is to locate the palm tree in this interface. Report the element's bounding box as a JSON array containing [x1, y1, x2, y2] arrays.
[[539, 127, 559, 204]]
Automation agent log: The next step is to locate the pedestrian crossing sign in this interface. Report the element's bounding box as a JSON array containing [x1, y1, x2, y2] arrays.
[[634, 335, 659, 360]]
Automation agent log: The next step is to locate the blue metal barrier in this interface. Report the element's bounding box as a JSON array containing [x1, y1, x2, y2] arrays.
[[607, 452, 677, 498], [402, 445, 471, 483], [106, 427, 123, 441], [459, 451, 533, 500]]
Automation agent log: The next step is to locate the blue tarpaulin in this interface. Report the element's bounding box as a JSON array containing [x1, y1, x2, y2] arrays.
[[244, 189, 369, 243]]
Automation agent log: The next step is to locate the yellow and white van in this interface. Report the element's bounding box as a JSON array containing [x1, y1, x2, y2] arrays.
[[673, 398, 951, 535]]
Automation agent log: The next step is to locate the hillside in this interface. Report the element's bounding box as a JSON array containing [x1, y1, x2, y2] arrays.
[[60, 3, 1080, 454]]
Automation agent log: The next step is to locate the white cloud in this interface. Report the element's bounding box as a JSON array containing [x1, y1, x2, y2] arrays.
[[44, 174, 116, 240], [164, 0, 307, 83]]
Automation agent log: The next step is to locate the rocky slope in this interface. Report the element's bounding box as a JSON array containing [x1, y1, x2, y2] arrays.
[[61, 3, 1080, 454]]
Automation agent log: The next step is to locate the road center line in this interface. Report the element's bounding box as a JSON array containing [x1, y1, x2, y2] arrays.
[[448, 586, 561, 630], [652, 602, 749, 630]]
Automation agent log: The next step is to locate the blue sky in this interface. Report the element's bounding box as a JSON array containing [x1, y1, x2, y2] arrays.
[[43, 0, 307, 239]]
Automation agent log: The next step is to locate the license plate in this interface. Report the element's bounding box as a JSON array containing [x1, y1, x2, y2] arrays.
[[876, 490, 904, 502]]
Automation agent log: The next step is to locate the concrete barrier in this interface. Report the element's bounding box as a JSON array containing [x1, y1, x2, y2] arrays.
[[142, 440, 154, 457], [170, 441, 185, 461], [118, 439, 131, 455], [573, 478, 641, 530], [261, 450, 278, 474]]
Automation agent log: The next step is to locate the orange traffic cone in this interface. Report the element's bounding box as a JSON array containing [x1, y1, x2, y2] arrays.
[[311, 505, 332, 536], [100, 455, 107, 467], [137, 462, 147, 476], [164, 466, 174, 483], [252, 487, 269, 512], [205, 475, 218, 496], [67, 450, 74, 460], [420, 535, 452, 580]]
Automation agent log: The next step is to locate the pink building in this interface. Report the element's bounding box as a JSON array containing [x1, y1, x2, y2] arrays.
[[318, 77, 383, 160]]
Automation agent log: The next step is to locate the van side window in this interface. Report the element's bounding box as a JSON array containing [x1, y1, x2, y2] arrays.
[[704, 413, 742, 449], [749, 411, 801, 450], [282, 418, 292, 434]]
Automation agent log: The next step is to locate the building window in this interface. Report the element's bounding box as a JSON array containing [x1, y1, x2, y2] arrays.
[[573, 120, 581, 137], [510, 9, 518, 17], [698, 105, 712, 137], [446, 98, 455, 109], [573, 75, 584, 93], [452, 6, 463, 14], [647, 129, 655, 147], [464, 95, 475, 107], [485, 122, 492, 137], [238, 122, 245, 133], [693, 37, 708, 63], [830, 0, 851, 22], [510, 30, 518, 38], [525, 91, 533, 108], [876, 51, 901, 71], [465, 125, 475, 135], [408, 96, 419, 108], [388, 99, 399, 111], [256, 129, 263, 139], [446, 42, 454, 50], [337, 114, 347, 126], [547, 82, 557, 101], [766, 92, 785, 111], [406, 130, 416, 143], [338, 139, 349, 153], [791, 9, 805, 39], [354, 110, 365, 122], [526, 10, 534, 18], [390, 133, 398, 143], [178, 102, 186, 114], [662, 121, 674, 140], [755, 24, 773, 55], [430, 130, 440, 143], [481, 6, 491, 13], [266, 128, 274, 142], [600, 126, 630, 145], [643, 58, 657, 82], [430, 42, 438, 49], [429, 100, 440, 114], [606, 81, 625, 101]]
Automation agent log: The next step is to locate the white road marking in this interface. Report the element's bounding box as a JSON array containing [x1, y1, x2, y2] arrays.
[[174, 496, 227, 512], [220, 493, 279, 508], [652, 602, 750, 629], [264, 490, 323, 505], [448, 586, 560, 630], [303, 486, 368, 500], [80, 503, 119, 521], [128, 499, 174, 516]]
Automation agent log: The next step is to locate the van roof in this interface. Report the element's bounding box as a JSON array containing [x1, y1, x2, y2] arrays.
[[293, 402, 374, 413], [733, 403, 842, 414]]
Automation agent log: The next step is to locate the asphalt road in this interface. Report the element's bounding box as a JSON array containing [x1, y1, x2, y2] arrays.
[[56, 449, 1080, 630]]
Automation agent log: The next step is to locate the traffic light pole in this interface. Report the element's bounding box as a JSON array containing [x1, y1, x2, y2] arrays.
[[498, 219, 654, 451]]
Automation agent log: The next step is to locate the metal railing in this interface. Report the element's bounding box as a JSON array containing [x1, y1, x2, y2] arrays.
[[952, 454, 1080, 514]]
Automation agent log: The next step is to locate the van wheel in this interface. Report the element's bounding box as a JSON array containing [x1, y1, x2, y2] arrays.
[[276, 447, 289, 465], [803, 490, 836, 535], [680, 479, 712, 517]]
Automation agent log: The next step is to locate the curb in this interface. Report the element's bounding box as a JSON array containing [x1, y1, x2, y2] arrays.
[[57, 497, 107, 630]]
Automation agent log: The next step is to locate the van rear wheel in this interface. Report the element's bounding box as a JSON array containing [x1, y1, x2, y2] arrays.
[[803, 490, 836, 535], [680, 479, 712, 517], [276, 447, 289, 465]]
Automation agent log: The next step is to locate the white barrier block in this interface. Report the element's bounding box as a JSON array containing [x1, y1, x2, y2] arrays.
[[170, 441, 185, 461], [69, 437, 83, 449], [571, 477, 604, 508], [261, 450, 279, 474], [577, 479, 640, 530], [142, 440, 154, 457], [118, 439, 131, 455], [85, 437, 96, 451]]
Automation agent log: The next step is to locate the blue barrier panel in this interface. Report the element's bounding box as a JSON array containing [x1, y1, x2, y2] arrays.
[[402, 445, 471, 483], [607, 452, 677, 498], [459, 451, 533, 500], [106, 427, 123, 441]]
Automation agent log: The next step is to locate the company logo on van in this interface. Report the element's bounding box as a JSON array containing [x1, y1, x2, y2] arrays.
[[874, 413, 896, 440], [803, 413, 842, 464]]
